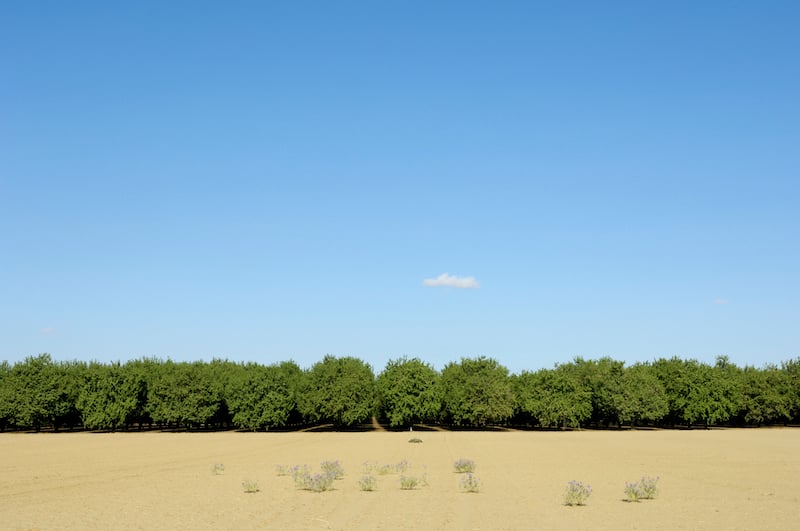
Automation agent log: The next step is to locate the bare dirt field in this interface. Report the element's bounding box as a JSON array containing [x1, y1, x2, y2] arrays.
[[1, 428, 798, 530]]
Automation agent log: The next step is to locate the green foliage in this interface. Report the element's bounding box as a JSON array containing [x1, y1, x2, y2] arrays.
[[77, 361, 148, 430], [614, 363, 669, 426], [570, 357, 625, 425], [148, 361, 222, 428], [651, 357, 700, 426], [738, 366, 792, 425], [0, 361, 14, 430], [439, 357, 514, 426], [514, 366, 592, 428], [651, 357, 738, 427], [781, 358, 800, 422], [2, 354, 800, 431], [376, 357, 441, 427], [227, 362, 294, 430], [6, 354, 83, 430], [298, 355, 375, 427], [277, 360, 305, 425]]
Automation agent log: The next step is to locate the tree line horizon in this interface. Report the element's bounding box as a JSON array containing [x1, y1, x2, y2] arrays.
[[1, 353, 799, 432]]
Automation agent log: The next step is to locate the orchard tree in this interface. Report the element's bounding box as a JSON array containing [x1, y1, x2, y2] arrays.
[[652, 357, 737, 427], [204, 358, 239, 427], [0, 361, 13, 430], [6, 354, 82, 431], [683, 357, 738, 427], [376, 357, 440, 428], [298, 355, 375, 427], [123, 358, 159, 428], [513, 366, 591, 428], [782, 358, 800, 422], [738, 365, 792, 426], [227, 362, 294, 430], [569, 357, 625, 426], [651, 357, 697, 426], [148, 361, 222, 428], [613, 363, 668, 426], [77, 361, 146, 430], [277, 360, 305, 426], [439, 357, 514, 427]]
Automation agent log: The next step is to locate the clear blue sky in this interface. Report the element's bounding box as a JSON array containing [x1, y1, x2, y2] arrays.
[[2, 2, 798, 373]]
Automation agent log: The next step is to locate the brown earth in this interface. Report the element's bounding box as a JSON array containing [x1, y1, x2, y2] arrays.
[[1, 428, 798, 530]]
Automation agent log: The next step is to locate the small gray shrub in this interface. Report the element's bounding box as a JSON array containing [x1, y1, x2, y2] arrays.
[[453, 458, 476, 473], [291, 465, 312, 489], [638, 476, 659, 499], [306, 473, 335, 492], [365, 459, 409, 475], [564, 480, 591, 506], [291, 464, 336, 492], [358, 475, 378, 491], [623, 475, 660, 502], [624, 481, 642, 502], [242, 479, 260, 493], [399, 475, 419, 490], [459, 473, 481, 493], [321, 460, 344, 480]]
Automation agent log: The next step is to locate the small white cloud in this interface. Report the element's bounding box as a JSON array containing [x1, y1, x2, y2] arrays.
[[713, 298, 730, 305], [40, 326, 56, 335], [423, 273, 480, 289]]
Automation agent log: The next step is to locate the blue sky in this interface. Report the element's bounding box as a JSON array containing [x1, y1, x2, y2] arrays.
[[2, 2, 798, 373]]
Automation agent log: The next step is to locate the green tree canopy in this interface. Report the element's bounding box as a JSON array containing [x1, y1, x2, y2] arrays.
[[513, 366, 592, 428], [77, 361, 148, 430], [227, 362, 295, 430], [439, 357, 514, 427], [376, 357, 441, 427], [613, 363, 669, 426], [298, 355, 375, 427], [147, 361, 223, 428], [6, 354, 83, 430], [0, 361, 13, 430], [569, 357, 625, 426]]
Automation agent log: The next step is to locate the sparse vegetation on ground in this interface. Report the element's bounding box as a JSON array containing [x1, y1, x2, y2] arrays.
[[241, 479, 260, 493], [623, 475, 660, 502], [358, 475, 377, 491], [454, 458, 476, 473], [3, 430, 796, 530], [564, 480, 592, 506], [459, 473, 481, 493]]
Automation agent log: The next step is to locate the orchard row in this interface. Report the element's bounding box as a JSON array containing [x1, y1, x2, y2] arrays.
[[1, 354, 798, 431]]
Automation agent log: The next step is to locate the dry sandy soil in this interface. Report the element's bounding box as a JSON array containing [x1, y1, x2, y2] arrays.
[[1, 428, 798, 530]]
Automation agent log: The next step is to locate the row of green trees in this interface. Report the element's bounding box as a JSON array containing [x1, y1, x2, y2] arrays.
[[1, 354, 799, 431]]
